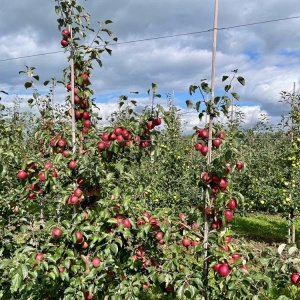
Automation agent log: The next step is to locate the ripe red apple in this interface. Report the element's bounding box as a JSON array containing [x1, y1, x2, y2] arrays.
[[38, 172, 46, 181], [92, 257, 101, 267], [57, 139, 66, 148], [179, 213, 185, 221], [236, 161, 244, 170], [149, 218, 159, 226], [136, 219, 145, 226], [232, 253, 242, 261], [116, 135, 124, 143], [75, 231, 84, 244], [194, 143, 203, 151], [61, 28, 71, 38], [52, 227, 62, 238], [191, 240, 200, 247], [61, 39, 69, 47], [140, 140, 150, 148], [142, 282, 150, 289], [213, 263, 221, 272], [122, 218, 131, 228], [74, 188, 83, 197], [165, 284, 174, 292], [200, 145, 208, 156], [97, 141, 107, 150], [108, 133, 117, 141], [156, 231, 164, 241], [224, 210, 234, 222], [58, 266, 65, 273], [35, 252, 44, 262], [291, 272, 300, 284], [219, 178, 228, 189], [82, 111, 90, 119], [212, 138, 222, 148], [84, 291, 93, 300], [218, 263, 230, 277], [17, 170, 28, 180], [69, 195, 79, 205], [225, 163, 231, 174], [146, 121, 154, 130], [44, 162, 53, 170], [143, 211, 151, 219], [182, 238, 191, 247], [197, 128, 209, 139], [224, 236, 232, 243], [83, 120, 92, 128], [101, 133, 109, 141], [68, 160, 77, 169], [205, 207, 216, 217], [227, 198, 237, 210], [201, 172, 211, 183], [216, 131, 226, 139], [113, 127, 123, 135], [152, 117, 162, 126], [191, 222, 199, 229], [51, 170, 58, 178]]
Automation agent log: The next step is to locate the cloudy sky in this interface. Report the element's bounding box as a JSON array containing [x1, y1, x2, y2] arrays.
[[1, 0, 300, 131]]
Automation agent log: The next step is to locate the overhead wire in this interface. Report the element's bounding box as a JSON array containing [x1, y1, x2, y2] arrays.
[[0, 15, 300, 63]]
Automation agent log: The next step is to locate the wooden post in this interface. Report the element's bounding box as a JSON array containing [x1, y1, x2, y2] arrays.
[[202, 0, 218, 299]]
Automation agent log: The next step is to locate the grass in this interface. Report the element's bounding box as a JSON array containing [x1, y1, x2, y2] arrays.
[[231, 212, 300, 244]]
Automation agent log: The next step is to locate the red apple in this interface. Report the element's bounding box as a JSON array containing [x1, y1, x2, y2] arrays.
[[142, 282, 150, 289], [182, 238, 191, 247], [179, 213, 185, 221], [236, 161, 244, 170], [218, 263, 230, 277], [44, 162, 53, 170], [166, 284, 174, 292], [291, 272, 300, 284], [213, 263, 221, 272], [61, 39, 69, 47], [74, 188, 83, 197], [191, 240, 200, 247], [136, 219, 146, 226], [68, 160, 77, 169], [143, 211, 151, 219], [75, 231, 84, 244], [122, 218, 131, 228], [224, 210, 234, 222], [197, 128, 209, 139], [52, 227, 62, 238], [83, 120, 92, 128], [61, 28, 71, 38], [84, 291, 93, 300], [216, 132, 226, 139], [194, 143, 203, 151], [57, 139, 66, 148], [97, 141, 107, 150], [200, 145, 208, 156], [17, 170, 28, 180], [156, 231, 164, 241], [35, 252, 44, 262], [227, 199, 237, 210], [51, 170, 58, 178], [153, 117, 162, 126], [219, 178, 228, 189], [212, 138, 222, 148], [38, 172, 46, 181], [92, 257, 101, 267]]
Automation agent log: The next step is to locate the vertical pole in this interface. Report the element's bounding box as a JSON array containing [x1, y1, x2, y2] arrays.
[[291, 82, 296, 243], [203, 1, 218, 299]]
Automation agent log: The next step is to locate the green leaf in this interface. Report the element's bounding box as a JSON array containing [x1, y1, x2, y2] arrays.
[[44, 80, 50, 86], [105, 20, 113, 24], [11, 273, 22, 292], [237, 76, 245, 86], [231, 92, 240, 100], [24, 82, 33, 89], [105, 48, 112, 56], [186, 100, 193, 109], [110, 243, 118, 255], [222, 75, 229, 82]]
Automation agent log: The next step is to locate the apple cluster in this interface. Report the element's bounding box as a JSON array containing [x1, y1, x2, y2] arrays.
[[194, 129, 225, 156], [60, 28, 71, 48]]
